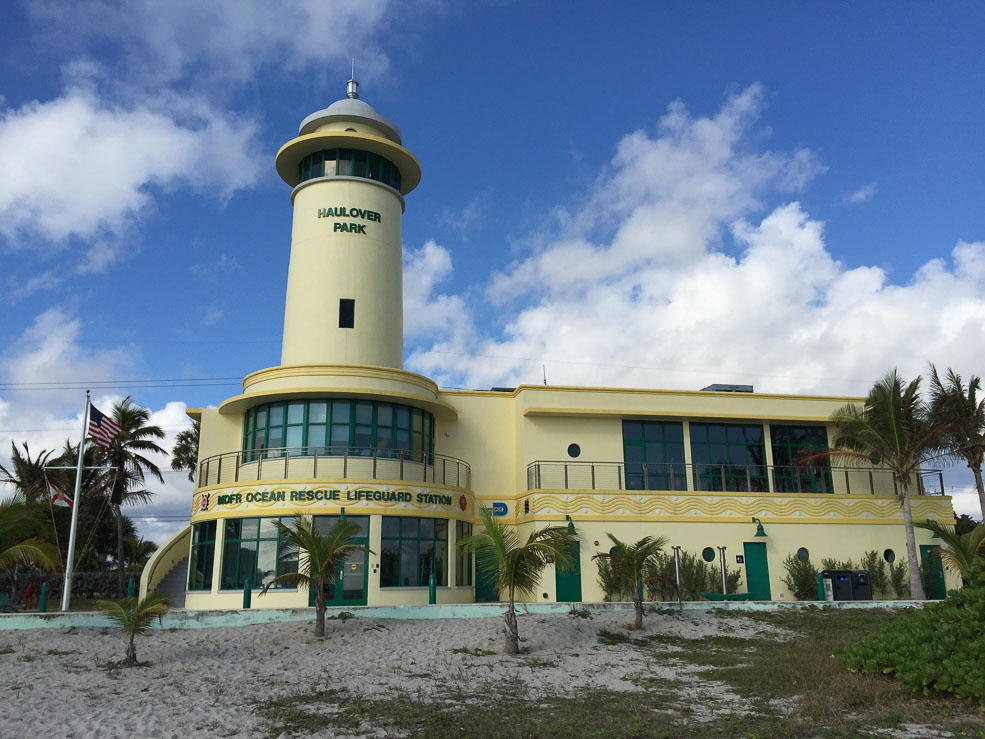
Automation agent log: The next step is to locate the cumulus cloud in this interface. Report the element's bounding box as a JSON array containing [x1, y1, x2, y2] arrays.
[[403, 240, 473, 343], [405, 88, 985, 404], [0, 90, 261, 266], [0, 311, 195, 544]]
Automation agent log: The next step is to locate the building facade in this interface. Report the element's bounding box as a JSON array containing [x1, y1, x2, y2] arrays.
[[142, 83, 958, 609]]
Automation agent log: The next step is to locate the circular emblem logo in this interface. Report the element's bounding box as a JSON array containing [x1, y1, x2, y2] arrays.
[[458, 495, 467, 512]]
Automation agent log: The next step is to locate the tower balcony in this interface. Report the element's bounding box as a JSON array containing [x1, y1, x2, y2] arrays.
[[197, 447, 471, 490], [525, 460, 945, 496]]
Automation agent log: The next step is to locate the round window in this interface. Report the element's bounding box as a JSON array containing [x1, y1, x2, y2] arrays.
[[883, 549, 896, 563], [702, 547, 716, 562], [567, 443, 581, 458], [796, 547, 810, 562]]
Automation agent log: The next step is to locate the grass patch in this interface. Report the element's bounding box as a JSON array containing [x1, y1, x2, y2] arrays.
[[255, 610, 985, 738], [451, 647, 497, 657], [0, 645, 14, 655]]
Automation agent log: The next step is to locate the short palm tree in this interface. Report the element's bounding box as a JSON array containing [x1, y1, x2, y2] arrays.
[[170, 420, 200, 483], [820, 370, 948, 600], [928, 365, 985, 522], [595, 534, 668, 629], [459, 507, 577, 654], [259, 516, 369, 637], [103, 397, 167, 596], [915, 520, 985, 577], [97, 591, 170, 666]]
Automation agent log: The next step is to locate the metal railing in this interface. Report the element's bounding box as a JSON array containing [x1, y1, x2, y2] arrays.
[[197, 446, 471, 489], [525, 460, 944, 496]]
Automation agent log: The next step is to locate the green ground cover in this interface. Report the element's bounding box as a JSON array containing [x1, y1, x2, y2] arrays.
[[257, 607, 985, 738]]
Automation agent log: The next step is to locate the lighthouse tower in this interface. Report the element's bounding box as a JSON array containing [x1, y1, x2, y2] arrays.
[[274, 78, 421, 368]]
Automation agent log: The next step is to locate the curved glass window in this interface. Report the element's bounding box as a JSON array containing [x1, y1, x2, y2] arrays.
[[243, 398, 433, 462], [298, 148, 401, 190]]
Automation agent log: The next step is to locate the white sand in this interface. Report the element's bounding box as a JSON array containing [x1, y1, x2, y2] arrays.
[[0, 609, 789, 738]]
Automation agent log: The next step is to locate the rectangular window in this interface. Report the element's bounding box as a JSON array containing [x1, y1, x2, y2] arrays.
[[455, 521, 473, 586], [770, 425, 832, 493], [188, 520, 217, 591], [622, 421, 686, 490], [380, 517, 448, 587], [339, 298, 355, 329], [220, 517, 298, 590], [690, 422, 768, 492], [337, 149, 353, 176]]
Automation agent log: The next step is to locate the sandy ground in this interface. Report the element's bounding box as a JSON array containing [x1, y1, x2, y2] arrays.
[[0, 609, 788, 738]]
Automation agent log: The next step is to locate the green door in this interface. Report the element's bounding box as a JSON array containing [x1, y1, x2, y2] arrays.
[[920, 544, 947, 600], [555, 542, 582, 602], [308, 515, 369, 607], [743, 542, 771, 600], [475, 567, 499, 602]]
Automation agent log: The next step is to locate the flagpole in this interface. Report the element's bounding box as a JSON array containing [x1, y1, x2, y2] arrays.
[[60, 390, 91, 612]]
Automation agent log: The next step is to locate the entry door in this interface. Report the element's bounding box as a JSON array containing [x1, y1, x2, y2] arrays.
[[555, 542, 582, 602], [920, 544, 947, 600], [743, 542, 772, 600]]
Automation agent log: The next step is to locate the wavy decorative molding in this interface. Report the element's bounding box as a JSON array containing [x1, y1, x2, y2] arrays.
[[527, 491, 954, 522]]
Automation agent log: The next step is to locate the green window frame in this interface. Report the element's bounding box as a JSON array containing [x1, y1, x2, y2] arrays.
[[770, 425, 832, 493], [297, 148, 402, 190], [188, 520, 216, 591], [380, 517, 448, 588], [690, 422, 768, 492], [622, 421, 686, 490], [219, 517, 298, 590], [243, 399, 434, 463], [456, 521, 473, 586]]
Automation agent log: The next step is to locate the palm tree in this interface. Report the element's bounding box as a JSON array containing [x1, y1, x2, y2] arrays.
[[459, 507, 577, 654], [171, 420, 200, 483], [928, 365, 985, 522], [0, 494, 61, 573], [258, 516, 369, 637], [124, 535, 159, 576], [915, 520, 985, 577], [97, 591, 169, 666], [594, 534, 668, 629], [0, 442, 55, 504], [819, 370, 948, 600], [103, 398, 167, 596]]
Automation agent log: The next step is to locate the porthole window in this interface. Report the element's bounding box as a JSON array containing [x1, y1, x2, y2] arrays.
[[883, 549, 896, 563], [567, 443, 581, 458], [702, 547, 716, 562], [796, 547, 810, 562]]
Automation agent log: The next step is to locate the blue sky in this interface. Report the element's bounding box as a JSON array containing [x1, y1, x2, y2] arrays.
[[1, 1, 984, 540]]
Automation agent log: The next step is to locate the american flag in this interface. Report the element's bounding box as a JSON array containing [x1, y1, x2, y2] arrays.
[[88, 404, 122, 449], [47, 479, 73, 508]]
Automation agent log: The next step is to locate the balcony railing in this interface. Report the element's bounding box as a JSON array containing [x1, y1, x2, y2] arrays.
[[526, 460, 945, 496], [197, 446, 471, 489]]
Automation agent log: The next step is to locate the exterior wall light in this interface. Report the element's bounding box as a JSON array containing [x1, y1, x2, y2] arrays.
[[751, 517, 767, 537], [565, 514, 575, 533]]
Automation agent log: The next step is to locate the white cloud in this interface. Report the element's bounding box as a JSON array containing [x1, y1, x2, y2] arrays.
[[844, 182, 877, 204], [0, 90, 261, 267], [29, 0, 395, 90], [406, 89, 985, 401], [0, 313, 195, 544], [403, 240, 473, 342]]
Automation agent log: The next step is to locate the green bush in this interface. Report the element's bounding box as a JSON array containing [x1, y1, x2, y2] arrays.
[[836, 559, 985, 708], [782, 555, 818, 600], [643, 551, 741, 601]]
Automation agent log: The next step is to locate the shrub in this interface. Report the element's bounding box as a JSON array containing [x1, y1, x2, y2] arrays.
[[782, 555, 819, 600], [836, 559, 985, 708], [643, 551, 741, 601]]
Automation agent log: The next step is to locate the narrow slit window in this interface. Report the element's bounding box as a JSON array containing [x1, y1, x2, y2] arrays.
[[339, 298, 355, 328]]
